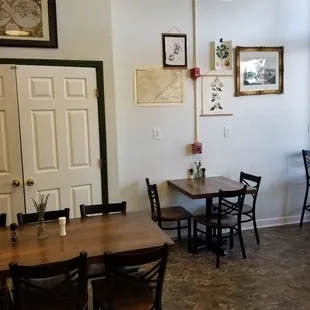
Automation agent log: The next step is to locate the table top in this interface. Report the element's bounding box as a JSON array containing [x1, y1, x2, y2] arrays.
[[168, 176, 256, 199], [0, 211, 174, 279]]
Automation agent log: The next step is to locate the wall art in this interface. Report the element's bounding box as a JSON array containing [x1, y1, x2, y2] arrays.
[[0, 0, 58, 48], [162, 33, 187, 68], [215, 40, 233, 71], [235, 46, 284, 96], [201, 75, 233, 116], [134, 67, 184, 106]]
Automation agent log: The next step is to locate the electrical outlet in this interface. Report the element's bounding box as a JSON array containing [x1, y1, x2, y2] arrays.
[[224, 126, 232, 138], [153, 128, 162, 140]]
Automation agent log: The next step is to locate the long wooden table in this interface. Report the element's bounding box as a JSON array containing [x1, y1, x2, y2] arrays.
[[0, 211, 174, 279]]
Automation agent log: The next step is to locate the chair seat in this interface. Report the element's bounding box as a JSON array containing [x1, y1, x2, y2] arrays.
[[154, 206, 192, 221], [193, 213, 238, 228], [92, 277, 154, 310]]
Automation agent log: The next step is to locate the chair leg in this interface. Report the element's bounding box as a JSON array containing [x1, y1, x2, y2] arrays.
[[237, 224, 246, 259], [177, 220, 181, 241], [93, 299, 100, 310], [216, 228, 221, 268], [252, 211, 260, 245], [193, 220, 198, 255], [229, 228, 234, 250], [187, 218, 192, 253], [300, 186, 309, 227]]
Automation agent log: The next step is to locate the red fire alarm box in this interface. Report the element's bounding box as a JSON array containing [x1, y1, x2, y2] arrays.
[[192, 142, 202, 154], [190, 67, 200, 79]]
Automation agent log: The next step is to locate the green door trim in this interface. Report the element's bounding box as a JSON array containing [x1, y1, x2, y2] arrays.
[[0, 58, 108, 204]]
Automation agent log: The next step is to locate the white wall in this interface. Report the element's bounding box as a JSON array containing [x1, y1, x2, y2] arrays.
[[0, 0, 120, 202], [112, 0, 310, 225]]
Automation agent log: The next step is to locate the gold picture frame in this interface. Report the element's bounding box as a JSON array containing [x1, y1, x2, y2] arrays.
[[235, 46, 284, 96]]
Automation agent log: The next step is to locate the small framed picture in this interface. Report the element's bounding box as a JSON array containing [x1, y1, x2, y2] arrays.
[[162, 33, 187, 68], [235, 46, 284, 96]]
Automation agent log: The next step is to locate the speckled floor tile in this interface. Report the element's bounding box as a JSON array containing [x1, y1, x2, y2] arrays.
[[89, 223, 310, 309]]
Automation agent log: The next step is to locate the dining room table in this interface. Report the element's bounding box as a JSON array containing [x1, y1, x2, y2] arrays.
[[168, 176, 257, 254], [0, 211, 174, 280]]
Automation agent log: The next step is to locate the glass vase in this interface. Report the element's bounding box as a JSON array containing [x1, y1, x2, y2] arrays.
[[37, 217, 47, 240]]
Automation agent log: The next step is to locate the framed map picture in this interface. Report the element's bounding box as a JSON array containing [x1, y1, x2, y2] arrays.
[[0, 0, 58, 48], [162, 33, 187, 68], [134, 67, 184, 106]]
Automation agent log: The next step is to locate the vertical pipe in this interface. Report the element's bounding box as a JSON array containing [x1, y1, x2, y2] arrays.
[[192, 0, 199, 142]]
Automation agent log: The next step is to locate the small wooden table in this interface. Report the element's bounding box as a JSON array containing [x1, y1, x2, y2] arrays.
[[168, 176, 256, 253], [0, 212, 174, 280]]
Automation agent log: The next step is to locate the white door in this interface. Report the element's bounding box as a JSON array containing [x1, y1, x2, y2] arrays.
[[16, 65, 102, 217], [0, 65, 25, 224]]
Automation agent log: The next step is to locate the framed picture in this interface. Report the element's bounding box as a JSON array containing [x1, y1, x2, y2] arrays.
[[235, 46, 284, 96], [201, 75, 233, 117], [214, 40, 233, 71], [162, 33, 187, 68], [0, 0, 58, 48]]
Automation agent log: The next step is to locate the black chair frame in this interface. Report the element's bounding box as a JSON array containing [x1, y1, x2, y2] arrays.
[[300, 150, 310, 227]]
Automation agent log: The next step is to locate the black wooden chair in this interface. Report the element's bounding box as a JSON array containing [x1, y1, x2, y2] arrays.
[[80, 201, 127, 279], [91, 243, 169, 310], [300, 150, 310, 227], [146, 178, 193, 253], [9, 252, 88, 310], [80, 201, 126, 218], [213, 172, 262, 245], [193, 186, 247, 268], [0, 286, 13, 310], [17, 208, 70, 225], [0, 213, 6, 227]]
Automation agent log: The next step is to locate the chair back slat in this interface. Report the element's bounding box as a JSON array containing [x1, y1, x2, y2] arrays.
[[217, 186, 247, 227], [17, 209, 70, 226], [145, 178, 162, 221], [9, 252, 88, 310], [104, 244, 169, 310], [302, 150, 310, 182], [0, 213, 7, 227], [239, 171, 262, 202], [80, 201, 126, 218]]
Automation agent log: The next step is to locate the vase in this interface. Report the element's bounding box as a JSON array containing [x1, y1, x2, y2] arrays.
[[37, 217, 47, 240]]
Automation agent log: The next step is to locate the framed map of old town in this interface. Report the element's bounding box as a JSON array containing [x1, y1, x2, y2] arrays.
[[0, 0, 58, 48]]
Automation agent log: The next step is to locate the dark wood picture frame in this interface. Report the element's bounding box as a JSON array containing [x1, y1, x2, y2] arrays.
[[162, 33, 187, 68], [0, 0, 58, 48], [235, 46, 284, 96]]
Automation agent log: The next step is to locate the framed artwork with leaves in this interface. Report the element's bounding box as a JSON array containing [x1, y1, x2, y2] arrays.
[[235, 46, 284, 96], [201, 75, 233, 117], [0, 0, 58, 48], [215, 40, 233, 71]]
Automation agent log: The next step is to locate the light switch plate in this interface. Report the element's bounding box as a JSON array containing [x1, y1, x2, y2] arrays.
[[224, 126, 232, 137], [153, 128, 162, 140]]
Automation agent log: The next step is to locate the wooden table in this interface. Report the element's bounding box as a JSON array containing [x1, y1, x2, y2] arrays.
[[0, 211, 174, 280], [168, 176, 256, 253]]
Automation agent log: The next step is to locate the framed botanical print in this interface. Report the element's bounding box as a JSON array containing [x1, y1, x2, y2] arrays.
[[235, 46, 284, 96], [0, 0, 58, 48], [162, 33, 187, 68]]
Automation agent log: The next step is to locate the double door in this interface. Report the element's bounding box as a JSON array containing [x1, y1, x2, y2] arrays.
[[0, 65, 102, 224]]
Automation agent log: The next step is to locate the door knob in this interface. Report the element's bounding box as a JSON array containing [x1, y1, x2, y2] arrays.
[[27, 179, 35, 186], [12, 180, 20, 187]]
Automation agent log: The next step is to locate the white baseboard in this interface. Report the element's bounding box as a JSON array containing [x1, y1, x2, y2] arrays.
[[241, 214, 310, 230]]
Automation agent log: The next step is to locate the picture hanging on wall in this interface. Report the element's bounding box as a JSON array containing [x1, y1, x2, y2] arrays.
[[201, 75, 234, 117], [162, 33, 187, 68], [0, 0, 58, 48], [214, 40, 233, 71], [235, 46, 284, 96]]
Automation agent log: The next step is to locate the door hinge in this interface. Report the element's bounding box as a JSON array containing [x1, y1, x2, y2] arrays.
[[95, 88, 99, 98], [10, 65, 17, 70]]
